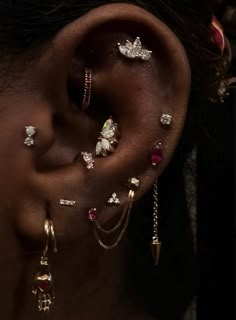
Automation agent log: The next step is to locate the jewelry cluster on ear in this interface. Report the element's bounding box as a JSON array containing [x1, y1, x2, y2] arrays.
[[27, 36, 173, 313]]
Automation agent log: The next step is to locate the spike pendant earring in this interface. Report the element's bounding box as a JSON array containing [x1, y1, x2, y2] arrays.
[[152, 182, 161, 266], [32, 219, 57, 313]]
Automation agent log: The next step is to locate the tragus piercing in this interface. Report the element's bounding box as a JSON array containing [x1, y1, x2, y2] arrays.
[[117, 37, 152, 61], [24, 126, 37, 147]]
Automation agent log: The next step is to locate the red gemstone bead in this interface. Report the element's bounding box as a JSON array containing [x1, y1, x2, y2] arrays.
[[88, 208, 97, 221], [151, 143, 163, 166], [38, 279, 51, 292]]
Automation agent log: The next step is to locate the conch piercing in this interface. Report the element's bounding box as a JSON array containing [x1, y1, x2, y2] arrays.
[[96, 117, 120, 157], [151, 142, 163, 167], [160, 114, 172, 126], [88, 177, 140, 250], [32, 219, 57, 313], [108, 193, 120, 205], [81, 152, 95, 170], [82, 67, 92, 111], [152, 181, 161, 266], [117, 37, 152, 61], [24, 126, 36, 147]]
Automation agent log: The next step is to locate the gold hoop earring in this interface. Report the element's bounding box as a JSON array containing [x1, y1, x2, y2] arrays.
[[32, 219, 57, 313]]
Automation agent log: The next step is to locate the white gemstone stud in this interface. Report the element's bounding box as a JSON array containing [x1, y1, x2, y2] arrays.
[[160, 114, 172, 126], [117, 37, 152, 61], [96, 117, 120, 157], [81, 152, 95, 170], [24, 126, 36, 147], [108, 193, 121, 205], [59, 199, 76, 207]]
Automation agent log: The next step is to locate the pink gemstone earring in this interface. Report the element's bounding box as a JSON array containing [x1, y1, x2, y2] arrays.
[[151, 142, 163, 166], [32, 219, 57, 313]]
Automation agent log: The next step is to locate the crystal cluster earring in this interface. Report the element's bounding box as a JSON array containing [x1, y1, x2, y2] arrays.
[[32, 219, 57, 313], [96, 117, 120, 157], [108, 193, 120, 205], [24, 126, 37, 147], [88, 177, 140, 250], [117, 37, 152, 61], [160, 114, 172, 126], [81, 152, 95, 170]]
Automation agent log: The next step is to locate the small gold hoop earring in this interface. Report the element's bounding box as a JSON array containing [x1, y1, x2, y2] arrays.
[[32, 219, 57, 313]]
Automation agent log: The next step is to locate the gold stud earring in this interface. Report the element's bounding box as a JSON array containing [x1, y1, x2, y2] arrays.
[[32, 219, 57, 313]]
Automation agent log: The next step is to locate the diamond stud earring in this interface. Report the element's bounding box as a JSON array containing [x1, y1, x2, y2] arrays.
[[117, 37, 152, 61], [96, 117, 120, 157], [160, 114, 172, 126], [81, 152, 95, 170], [24, 126, 37, 147], [108, 193, 121, 205]]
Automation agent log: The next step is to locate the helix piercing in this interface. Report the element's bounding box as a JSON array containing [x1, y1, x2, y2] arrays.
[[117, 37, 152, 61]]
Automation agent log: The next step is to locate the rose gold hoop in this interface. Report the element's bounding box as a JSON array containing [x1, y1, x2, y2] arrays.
[[82, 67, 92, 111]]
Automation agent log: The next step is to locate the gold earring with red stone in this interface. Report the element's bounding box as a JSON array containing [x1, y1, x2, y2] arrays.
[[32, 218, 57, 313]]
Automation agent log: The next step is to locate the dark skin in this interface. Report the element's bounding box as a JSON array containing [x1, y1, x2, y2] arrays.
[[0, 4, 191, 320]]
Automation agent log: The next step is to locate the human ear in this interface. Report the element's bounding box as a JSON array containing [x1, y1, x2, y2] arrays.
[[12, 3, 191, 241]]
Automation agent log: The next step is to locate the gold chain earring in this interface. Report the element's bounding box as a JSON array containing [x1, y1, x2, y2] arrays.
[[88, 178, 140, 250], [152, 181, 161, 266], [32, 219, 57, 313]]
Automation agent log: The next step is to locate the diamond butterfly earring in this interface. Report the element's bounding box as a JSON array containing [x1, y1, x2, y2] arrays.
[[96, 117, 120, 157]]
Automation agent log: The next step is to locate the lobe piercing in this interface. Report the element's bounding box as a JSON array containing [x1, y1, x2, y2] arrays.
[[24, 126, 37, 147], [117, 37, 152, 61], [82, 67, 92, 111], [32, 219, 57, 313], [160, 114, 172, 126]]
